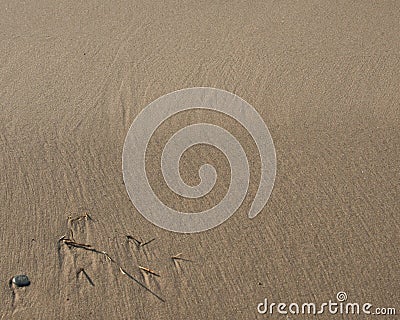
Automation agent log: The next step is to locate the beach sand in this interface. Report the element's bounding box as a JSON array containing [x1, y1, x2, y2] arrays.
[[1, 1, 399, 319]]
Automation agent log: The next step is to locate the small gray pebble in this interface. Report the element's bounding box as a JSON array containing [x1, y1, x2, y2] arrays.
[[12, 275, 30, 287]]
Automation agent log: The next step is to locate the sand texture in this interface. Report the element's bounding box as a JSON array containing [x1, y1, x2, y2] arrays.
[[1, 1, 399, 319]]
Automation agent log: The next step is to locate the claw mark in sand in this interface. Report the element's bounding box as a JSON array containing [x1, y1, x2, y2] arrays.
[[68, 212, 93, 224], [126, 235, 155, 248], [172, 253, 193, 262], [77, 268, 95, 286], [138, 266, 161, 277], [119, 267, 165, 302]]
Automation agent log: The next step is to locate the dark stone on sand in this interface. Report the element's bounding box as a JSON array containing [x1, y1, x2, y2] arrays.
[[12, 274, 30, 287]]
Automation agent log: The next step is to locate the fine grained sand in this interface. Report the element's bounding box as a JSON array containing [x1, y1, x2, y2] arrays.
[[1, 1, 399, 319]]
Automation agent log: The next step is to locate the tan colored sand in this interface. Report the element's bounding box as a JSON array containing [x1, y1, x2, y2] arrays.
[[1, 1, 399, 319]]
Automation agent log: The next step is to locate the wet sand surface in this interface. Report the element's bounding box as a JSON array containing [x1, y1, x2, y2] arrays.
[[1, 1, 399, 319]]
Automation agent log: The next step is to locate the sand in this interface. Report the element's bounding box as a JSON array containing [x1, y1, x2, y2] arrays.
[[1, 1, 399, 319]]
